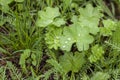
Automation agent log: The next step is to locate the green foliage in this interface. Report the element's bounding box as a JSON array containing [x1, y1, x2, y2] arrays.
[[0, 0, 13, 5], [47, 52, 85, 79], [106, 21, 120, 51], [0, 0, 24, 12], [45, 27, 62, 50], [59, 4, 103, 51], [47, 59, 63, 73], [0, 66, 7, 80], [31, 53, 37, 66], [19, 49, 31, 73], [0, 47, 9, 54], [14, 0, 24, 2], [0, 0, 120, 79], [0, 62, 23, 80], [52, 18, 66, 27], [19, 49, 42, 74], [100, 19, 116, 36], [6, 61, 22, 80], [90, 72, 110, 80], [59, 52, 85, 73], [78, 4, 103, 35], [95, 0, 115, 19], [89, 45, 104, 63], [0, 0, 13, 12], [60, 23, 94, 51], [45, 4, 103, 51], [36, 7, 61, 27]]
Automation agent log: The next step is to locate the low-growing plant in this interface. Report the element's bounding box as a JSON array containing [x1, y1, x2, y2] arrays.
[[0, 0, 120, 80]]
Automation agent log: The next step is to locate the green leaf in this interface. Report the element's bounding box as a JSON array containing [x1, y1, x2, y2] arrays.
[[14, 0, 24, 2], [90, 72, 110, 80], [52, 18, 66, 27], [62, 0, 72, 12], [110, 22, 120, 50], [36, 7, 60, 27], [81, 73, 90, 80], [45, 27, 62, 50], [31, 53, 37, 66], [47, 59, 63, 74], [0, 66, 7, 80], [59, 52, 85, 73], [100, 19, 116, 36], [47, 52, 85, 75], [59, 53, 73, 74], [78, 4, 103, 35], [19, 49, 31, 73], [0, 0, 13, 5], [71, 52, 85, 72], [40, 69, 54, 80], [30, 67, 36, 76], [89, 45, 104, 63], [0, 47, 8, 54], [60, 27, 74, 51], [59, 4, 103, 51], [60, 23, 94, 51], [0, 0, 13, 12]]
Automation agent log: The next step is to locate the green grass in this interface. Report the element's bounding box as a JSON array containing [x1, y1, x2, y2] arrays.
[[0, 0, 120, 80]]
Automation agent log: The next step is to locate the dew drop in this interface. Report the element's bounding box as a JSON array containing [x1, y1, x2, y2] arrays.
[[63, 45, 65, 48], [56, 36, 59, 39], [78, 34, 80, 36], [65, 41, 68, 43], [68, 38, 71, 40]]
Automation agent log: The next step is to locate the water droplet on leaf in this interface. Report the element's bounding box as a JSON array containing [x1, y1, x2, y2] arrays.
[[68, 38, 71, 40], [56, 36, 59, 39], [63, 46, 65, 48], [65, 41, 68, 43]]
